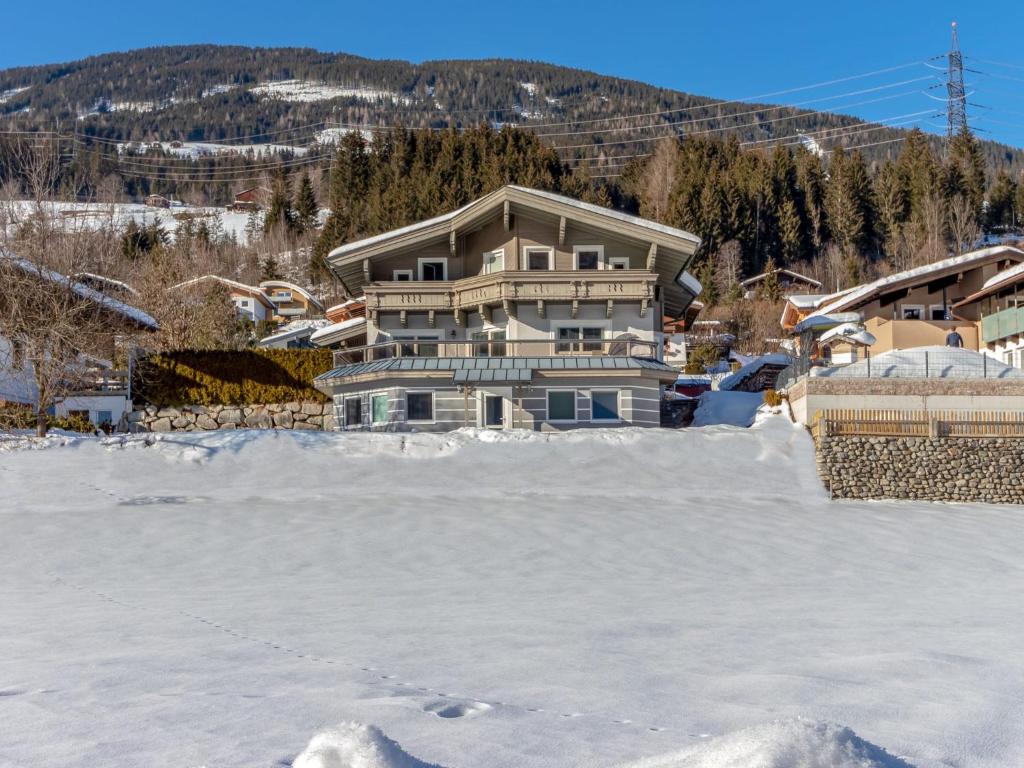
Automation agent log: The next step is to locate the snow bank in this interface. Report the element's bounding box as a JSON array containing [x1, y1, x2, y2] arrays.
[[691, 391, 764, 427], [816, 346, 1024, 379], [619, 720, 913, 768], [292, 723, 443, 768]]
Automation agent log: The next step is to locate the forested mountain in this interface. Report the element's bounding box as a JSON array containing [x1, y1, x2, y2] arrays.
[[2, 44, 1022, 176]]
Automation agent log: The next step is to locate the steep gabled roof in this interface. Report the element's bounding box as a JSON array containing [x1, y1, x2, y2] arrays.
[[2, 251, 158, 330], [171, 274, 275, 308], [740, 268, 822, 289], [325, 184, 701, 316], [327, 185, 699, 264]]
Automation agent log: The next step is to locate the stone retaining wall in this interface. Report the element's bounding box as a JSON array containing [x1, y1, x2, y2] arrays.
[[127, 402, 335, 432], [815, 435, 1024, 503]]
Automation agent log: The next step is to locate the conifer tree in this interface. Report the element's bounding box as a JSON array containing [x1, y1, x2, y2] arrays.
[[264, 169, 295, 234], [986, 170, 1017, 230], [294, 173, 319, 232], [260, 253, 282, 281], [758, 256, 782, 301]]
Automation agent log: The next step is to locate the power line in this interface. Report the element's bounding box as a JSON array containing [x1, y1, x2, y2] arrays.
[[520, 59, 941, 130], [552, 100, 938, 153], [532, 77, 934, 139]]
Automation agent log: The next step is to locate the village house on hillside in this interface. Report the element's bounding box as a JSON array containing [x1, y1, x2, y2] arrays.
[[258, 279, 325, 323], [229, 186, 272, 212], [170, 275, 276, 323], [314, 185, 701, 431], [309, 298, 368, 349]]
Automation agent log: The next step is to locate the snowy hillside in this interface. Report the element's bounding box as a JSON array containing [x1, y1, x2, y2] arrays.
[[3, 419, 1024, 767], [2, 200, 261, 244]]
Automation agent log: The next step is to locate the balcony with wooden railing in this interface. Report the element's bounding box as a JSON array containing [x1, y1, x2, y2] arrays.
[[363, 270, 657, 316]]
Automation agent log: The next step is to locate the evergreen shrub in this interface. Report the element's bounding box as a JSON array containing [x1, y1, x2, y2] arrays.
[[135, 349, 333, 406]]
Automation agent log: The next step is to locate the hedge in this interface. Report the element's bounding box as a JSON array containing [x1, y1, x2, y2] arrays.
[[134, 349, 334, 406]]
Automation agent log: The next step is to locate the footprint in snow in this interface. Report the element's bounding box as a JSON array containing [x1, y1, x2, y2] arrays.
[[423, 699, 492, 719]]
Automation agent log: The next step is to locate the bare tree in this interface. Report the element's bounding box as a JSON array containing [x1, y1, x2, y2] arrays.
[[714, 240, 744, 298], [638, 140, 677, 222], [947, 194, 981, 255], [131, 248, 250, 351]]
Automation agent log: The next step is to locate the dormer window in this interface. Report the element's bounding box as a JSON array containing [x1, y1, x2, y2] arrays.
[[573, 245, 603, 270], [393, 269, 413, 281], [418, 258, 448, 281], [523, 246, 554, 271]]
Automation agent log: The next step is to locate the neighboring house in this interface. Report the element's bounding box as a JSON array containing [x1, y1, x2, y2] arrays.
[[257, 319, 331, 349], [170, 275, 276, 322], [741, 268, 822, 299], [310, 299, 368, 349], [781, 246, 1024, 363], [259, 280, 326, 323], [952, 261, 1024, 369], [145, 194, 171, 208], [0, 256, 159, 427], [313, 185, 701, 431], [230, 186, 272, 211]]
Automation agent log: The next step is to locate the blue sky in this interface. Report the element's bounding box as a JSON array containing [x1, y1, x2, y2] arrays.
[[6, 0, 1024, 148]]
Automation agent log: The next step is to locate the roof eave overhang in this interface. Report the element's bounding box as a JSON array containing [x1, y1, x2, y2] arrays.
[[326, 187, 700, 275]]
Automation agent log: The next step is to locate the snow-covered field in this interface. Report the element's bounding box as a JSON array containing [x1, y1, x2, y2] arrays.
[[251, 80, 411, 105], [2, 200, 259, 245], [3, 418, 1024, 768]]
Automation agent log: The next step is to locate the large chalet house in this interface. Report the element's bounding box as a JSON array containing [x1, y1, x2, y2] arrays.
[[314, 185, 701, 431]]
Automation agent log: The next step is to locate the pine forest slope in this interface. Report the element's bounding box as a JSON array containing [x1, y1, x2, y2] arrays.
[[1, 45, 1022, 175]]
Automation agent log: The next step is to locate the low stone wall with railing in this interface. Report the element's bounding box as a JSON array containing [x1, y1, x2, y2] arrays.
[[811, 409, 1024, 504], [127, 402, 335, 432]]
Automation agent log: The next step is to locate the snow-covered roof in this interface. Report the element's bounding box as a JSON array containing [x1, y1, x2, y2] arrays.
[[740, 268, 822, 289], [793, 312, 864, 333], [327, 185, 701, 261], [816, 246, 1024, 317], [171, 275, 275, 307], [815, 346, 1024, 379], [2, 252, 158, 330], [70, 272, 140, 297], [982, 260, 1024, 290], [324, 297, 366, 315], [309, 316, 367, 346], [818, 323, 876, 347], [256, 319, 332, 347], [258, 279, 326, 310]]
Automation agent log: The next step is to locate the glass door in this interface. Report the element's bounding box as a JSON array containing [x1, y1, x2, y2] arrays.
[[484, 395, 504, 428]]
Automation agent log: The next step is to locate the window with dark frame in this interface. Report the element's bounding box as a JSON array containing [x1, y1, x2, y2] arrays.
[[420, 261, 446, 281], [345, 397, 362, 427], [406, 392, 434, 422], [576, 250, 600, 270], [526, 249, 551, 270]]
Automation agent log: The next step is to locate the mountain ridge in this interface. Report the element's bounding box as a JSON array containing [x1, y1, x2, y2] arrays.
[[2, 44, 1021, 176]]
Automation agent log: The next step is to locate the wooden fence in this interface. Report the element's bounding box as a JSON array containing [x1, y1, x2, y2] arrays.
[[811, 409, 1024, 440]]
